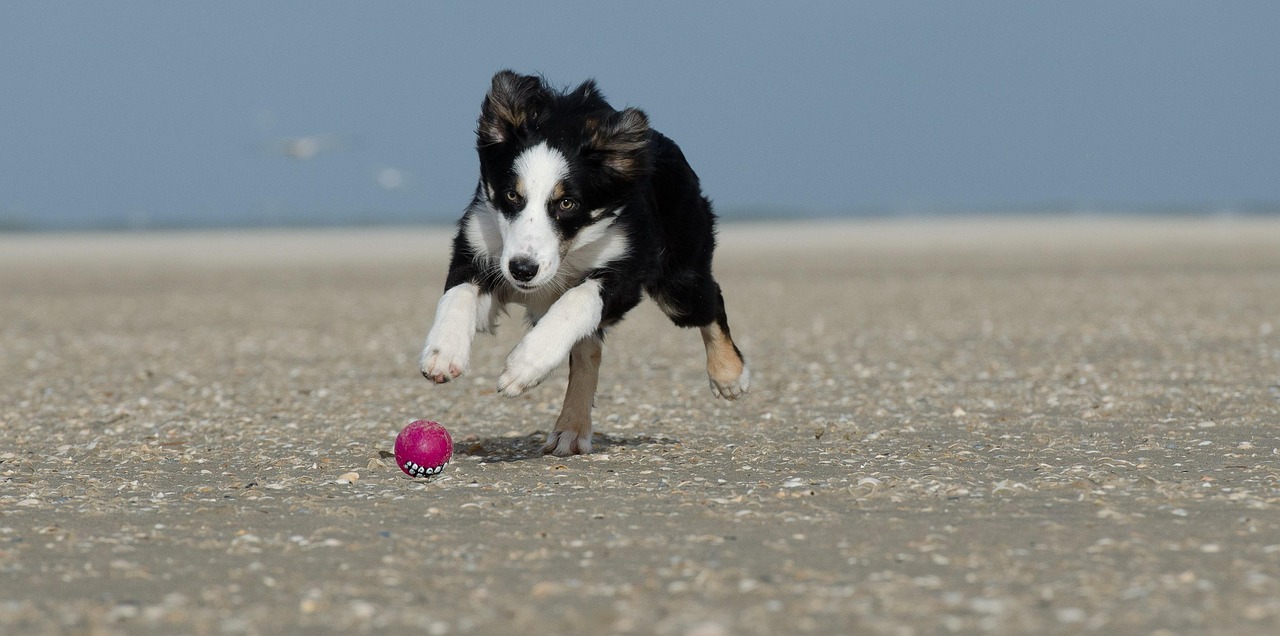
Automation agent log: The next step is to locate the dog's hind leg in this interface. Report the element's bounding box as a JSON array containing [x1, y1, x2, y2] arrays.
[[543, 336, 603, 456], [700, 314, 749, 400], [652, 273, 750, 400]]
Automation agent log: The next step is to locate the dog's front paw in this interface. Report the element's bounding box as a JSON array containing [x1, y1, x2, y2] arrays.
[[496, 343, 556, 397], [542, 429, 592, 456], [419, 337, 469, 385], [710, 363, 751, 400]]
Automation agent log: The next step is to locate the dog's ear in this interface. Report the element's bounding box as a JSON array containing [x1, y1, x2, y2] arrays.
[[587, 107, 652, 179], [570, 79, 605, 105], [477, 70, 547, 145]]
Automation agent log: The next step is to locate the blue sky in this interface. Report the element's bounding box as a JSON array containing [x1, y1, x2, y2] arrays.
[[2, 2, 1278, 229]]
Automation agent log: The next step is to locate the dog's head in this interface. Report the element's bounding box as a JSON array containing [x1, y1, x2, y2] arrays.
[[473, 70, 650, 291]]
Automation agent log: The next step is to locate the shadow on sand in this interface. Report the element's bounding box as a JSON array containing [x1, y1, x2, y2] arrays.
[[453, 431, 681, 463]]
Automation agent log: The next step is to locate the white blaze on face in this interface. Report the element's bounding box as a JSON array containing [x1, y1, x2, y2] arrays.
[[500, 142, 569, 289]]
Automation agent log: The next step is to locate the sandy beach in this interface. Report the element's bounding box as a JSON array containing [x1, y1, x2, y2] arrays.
[[3, 216, 1280, 635]]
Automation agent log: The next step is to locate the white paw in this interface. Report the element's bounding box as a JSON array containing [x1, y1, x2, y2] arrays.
[[710, 364, 750, 400], [542, 429, 592, 456], [496, 342, 558, 397], [419, 335, 469, 384], [420, 284, 479, 384]]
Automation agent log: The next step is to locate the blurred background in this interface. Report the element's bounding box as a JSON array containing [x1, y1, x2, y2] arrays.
[[1, 1, 1277, 231]]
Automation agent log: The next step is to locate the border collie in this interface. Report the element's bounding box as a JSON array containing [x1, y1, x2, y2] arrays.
[[419, 70, 749, 456]]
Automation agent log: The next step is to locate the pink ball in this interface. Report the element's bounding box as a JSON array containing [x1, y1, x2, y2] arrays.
[[395, 420, 453, 478]]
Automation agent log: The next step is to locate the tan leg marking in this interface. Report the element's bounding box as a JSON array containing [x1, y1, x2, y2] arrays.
[[701, 323, 749, 400], [543, 337, 602, 456]]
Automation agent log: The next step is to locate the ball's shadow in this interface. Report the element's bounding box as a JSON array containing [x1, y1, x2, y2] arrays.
[[456, 431, 680, 463]]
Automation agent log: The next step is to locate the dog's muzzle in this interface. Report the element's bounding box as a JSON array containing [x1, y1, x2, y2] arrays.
[[508, 256, 540, 284]]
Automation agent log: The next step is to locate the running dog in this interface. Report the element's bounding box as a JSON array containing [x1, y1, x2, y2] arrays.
[[420, 70, 749, 456]]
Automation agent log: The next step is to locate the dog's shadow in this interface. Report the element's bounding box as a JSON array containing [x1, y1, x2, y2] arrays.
[[453, 431, 680, 463]]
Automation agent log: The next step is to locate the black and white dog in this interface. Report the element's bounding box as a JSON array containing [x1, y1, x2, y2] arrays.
[[420, 71, 749, 456]]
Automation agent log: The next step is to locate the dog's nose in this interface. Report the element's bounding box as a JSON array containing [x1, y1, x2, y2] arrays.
[[508, 257, 539, 283]]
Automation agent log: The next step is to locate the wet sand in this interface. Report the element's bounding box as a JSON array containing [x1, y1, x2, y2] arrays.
[[3, 217, 1280, 634]]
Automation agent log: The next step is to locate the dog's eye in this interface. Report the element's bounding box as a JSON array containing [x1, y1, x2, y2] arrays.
[[503, 189, 520, 203], [557, 198, 578, 213]]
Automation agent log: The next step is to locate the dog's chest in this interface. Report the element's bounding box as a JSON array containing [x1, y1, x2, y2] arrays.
[[508, 285, 565, 325]]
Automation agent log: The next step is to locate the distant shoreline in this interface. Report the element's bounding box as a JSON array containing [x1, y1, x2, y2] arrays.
[[4, 203, 1280, 233], [5, 215, 1280, 271]]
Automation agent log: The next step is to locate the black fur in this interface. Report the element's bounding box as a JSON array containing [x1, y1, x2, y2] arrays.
[[417, 68, 753, 453], [450, 70, 734, 336], [424, 71, 747, 454]]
